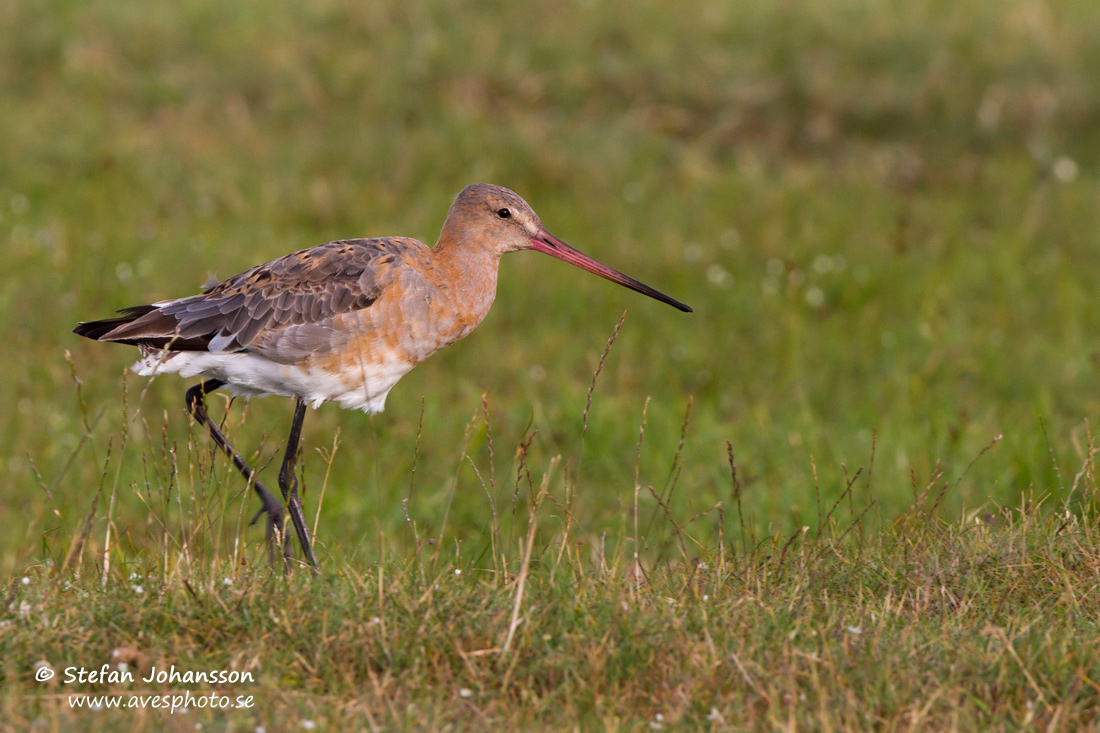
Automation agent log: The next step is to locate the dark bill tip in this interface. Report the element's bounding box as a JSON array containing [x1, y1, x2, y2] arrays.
[[530, 229, 692, 313]]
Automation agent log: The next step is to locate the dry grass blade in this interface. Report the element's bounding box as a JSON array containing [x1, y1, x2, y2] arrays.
[[312, 427, 341, 542], [727, 442, 749, 555], [502, 456, 558, 656], [645, 397, 693, 538], [511, 430, 537, 517], [646, 485, 695, 559], [820, 466, 863, 538], [581, 310, 626, 440], [61, 440, 111, 575]]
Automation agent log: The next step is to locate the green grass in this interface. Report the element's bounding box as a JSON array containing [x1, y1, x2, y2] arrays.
[[5, 467, 1100, 729], [4, 0, 1100, 728]]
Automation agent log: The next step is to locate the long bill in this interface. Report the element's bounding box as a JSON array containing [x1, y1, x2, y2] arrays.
[[529, 228, 693, 313]]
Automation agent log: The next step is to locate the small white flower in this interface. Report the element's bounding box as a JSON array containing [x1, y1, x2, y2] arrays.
[[1053, 157, 1078, 183], [132, 585, 144, 594], [846, 625, 862, 635], [20, 577, 30, 586], [223, 577, 233, 587], [302, 721, 316, 730], [459, 688, 473, 699], [707, 264, 732, 288], [706, 707, 722, 721], [117, 662, 129, 675], [454, 569, 462, 576], [255, 727, 267, 733], [703, 595, 710, 601]]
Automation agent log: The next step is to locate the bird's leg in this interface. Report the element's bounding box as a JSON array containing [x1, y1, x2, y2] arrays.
[[184, 379, 286, 566], [277, 398, 319, 571]]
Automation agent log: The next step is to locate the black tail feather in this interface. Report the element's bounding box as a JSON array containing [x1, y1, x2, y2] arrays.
[[73, 305, 157, 341], [73, 305, 213, 351]]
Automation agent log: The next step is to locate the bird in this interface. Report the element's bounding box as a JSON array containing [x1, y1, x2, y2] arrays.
[[74, 183, 691, 569]]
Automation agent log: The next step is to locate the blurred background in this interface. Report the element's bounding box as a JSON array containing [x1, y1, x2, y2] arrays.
[[2, 0, 1099, 575]]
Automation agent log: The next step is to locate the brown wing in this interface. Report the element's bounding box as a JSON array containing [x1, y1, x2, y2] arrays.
[[75, 238, 422, 356]]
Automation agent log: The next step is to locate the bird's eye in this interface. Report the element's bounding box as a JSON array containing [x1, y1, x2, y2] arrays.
[[496, 208, 511, 219]]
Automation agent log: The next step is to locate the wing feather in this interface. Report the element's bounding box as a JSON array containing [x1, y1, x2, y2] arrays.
[[81, 238, 424, 355]]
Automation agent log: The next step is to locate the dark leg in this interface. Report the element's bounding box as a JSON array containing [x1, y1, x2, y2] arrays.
[[185, 379, 287, 565], [278, 398, 319, 570]]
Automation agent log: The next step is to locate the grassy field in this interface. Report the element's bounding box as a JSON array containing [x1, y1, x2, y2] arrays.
[[3, 0, 1100, 729]]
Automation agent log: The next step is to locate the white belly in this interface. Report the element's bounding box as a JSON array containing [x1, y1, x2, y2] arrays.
[[133, 350, 415, 413]]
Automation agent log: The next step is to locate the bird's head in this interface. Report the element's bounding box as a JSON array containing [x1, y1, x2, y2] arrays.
[[444, 183, 692, 313], [447, 183, 543, 255]]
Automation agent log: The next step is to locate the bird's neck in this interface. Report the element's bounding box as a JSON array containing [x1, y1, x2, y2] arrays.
[[430, 225, 502, 323], [433, 222, 501, 279]]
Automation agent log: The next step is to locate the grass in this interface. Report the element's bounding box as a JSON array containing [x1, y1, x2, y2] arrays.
[[4, 0, 1100, 728], [6, 430, 1100, 729]]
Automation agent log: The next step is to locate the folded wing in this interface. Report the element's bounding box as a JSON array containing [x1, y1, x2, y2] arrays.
[[74, 238, 419, 361]]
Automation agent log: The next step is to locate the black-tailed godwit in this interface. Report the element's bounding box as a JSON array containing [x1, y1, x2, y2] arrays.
[[74, 184, 691, 569]]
